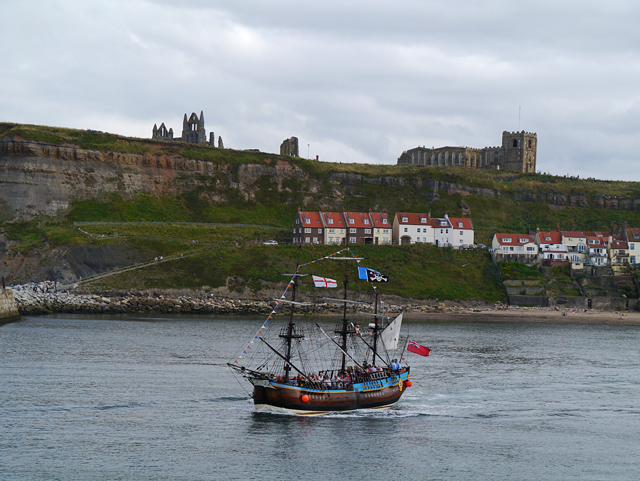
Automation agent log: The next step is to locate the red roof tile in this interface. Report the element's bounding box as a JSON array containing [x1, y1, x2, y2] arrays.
[[494, 233, 535, 246], [395, 212, 431, 225], [343, 212, 373, 229], [369, 212, 390, 228], [449, 217, 473, 230]]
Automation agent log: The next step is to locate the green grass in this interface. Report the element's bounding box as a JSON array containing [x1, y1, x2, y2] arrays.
[[86, 243, 507, 302]]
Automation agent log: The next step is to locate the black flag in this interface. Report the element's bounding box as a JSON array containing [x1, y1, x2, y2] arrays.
[[366, 269, 389, 282]]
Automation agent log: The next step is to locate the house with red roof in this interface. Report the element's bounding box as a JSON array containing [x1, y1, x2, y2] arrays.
[[584, 232, 609, 266], [369, 210, 392, 245], [392, 212, 434, 245], [560, 231, 589, 269], [609, 236, 629, 272], [292, 209, 324, 245], [320, 211, 347, 245], [491, 233, 538, 261], [343, 211, 376, 245], [448, 217, 474, 247], [624, 226, 640, 265], [534, 229, 568, 265]]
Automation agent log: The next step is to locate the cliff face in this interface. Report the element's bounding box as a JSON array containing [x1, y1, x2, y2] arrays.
[[1, 138, 640, 221], [0, 139, 307, 219]]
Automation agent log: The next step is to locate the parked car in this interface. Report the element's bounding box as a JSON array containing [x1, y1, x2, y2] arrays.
[[263, 240, 278, 246], [476, 244, 486, 249]]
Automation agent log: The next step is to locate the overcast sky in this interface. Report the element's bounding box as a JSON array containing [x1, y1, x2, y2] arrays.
[[2, 1, 639, 180]]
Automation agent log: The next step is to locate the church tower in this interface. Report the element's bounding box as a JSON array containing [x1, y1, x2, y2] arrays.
[[501, 131, 537, 173]]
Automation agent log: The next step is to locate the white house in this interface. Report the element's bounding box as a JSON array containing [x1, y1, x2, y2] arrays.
[[392, 212, 434, 245], [431, 215, 453, 247], [491, 233, 538, 259], [534, 229, 568, 264], [448, 217, 474, 247]]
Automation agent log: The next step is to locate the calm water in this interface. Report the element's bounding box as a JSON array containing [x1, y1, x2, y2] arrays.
[[1, 314, 639, 480]]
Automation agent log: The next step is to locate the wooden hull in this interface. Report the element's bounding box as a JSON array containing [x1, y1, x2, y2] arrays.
[[251, 370, 411, 415]]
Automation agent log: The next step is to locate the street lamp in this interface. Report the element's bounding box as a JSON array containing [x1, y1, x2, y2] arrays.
[[308, 144, 310, 159]]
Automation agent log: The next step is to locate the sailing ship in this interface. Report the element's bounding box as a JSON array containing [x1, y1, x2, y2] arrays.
[[228, 247, 412, 415]]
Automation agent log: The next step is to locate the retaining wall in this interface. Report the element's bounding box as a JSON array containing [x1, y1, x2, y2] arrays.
[[0, 288, 20, 325]]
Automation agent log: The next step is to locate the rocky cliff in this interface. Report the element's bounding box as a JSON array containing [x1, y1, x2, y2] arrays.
[[2, 137, 640, 222]]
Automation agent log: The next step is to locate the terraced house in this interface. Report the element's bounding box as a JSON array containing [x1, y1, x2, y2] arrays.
[[292, 209, 390, 245]]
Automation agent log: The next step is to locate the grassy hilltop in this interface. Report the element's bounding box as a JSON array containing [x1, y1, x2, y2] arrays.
[[2, 122, 640, 302]]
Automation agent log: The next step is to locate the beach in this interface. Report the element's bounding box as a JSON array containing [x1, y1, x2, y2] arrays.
[[404, 308, 640, 325]]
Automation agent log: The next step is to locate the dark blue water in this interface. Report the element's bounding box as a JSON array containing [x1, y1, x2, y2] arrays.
[[1, 315, 639, 480]]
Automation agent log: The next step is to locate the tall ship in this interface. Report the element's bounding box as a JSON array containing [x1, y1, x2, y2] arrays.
[[228, 247, 413, 415]]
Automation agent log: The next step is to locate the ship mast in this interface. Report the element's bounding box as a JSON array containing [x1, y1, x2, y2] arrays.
[[280, 246, 304, 381], [371, 288, 379, 365], [335, 256, 356, 372]]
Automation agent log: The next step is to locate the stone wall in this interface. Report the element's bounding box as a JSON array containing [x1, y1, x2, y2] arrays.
[[0, 288, 20, 324], [507, 295, 549, 307]]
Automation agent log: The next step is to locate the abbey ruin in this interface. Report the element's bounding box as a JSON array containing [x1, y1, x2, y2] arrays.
[[152, 111, 223, 147], [397, 131, 537, 173]]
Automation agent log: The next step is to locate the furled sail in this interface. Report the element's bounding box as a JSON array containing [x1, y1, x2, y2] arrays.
[[380, 312, 403, 351]]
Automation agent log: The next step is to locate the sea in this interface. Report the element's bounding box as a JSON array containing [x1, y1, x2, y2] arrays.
[[1, 314, 639, 480]]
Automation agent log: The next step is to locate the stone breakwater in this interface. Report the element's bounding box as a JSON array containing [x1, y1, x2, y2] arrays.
[[11, 283, 500, 317]]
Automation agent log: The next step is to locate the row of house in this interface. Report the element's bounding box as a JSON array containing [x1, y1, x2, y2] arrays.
[[492, 225, 640, 272], [292, 209, 474, 247]]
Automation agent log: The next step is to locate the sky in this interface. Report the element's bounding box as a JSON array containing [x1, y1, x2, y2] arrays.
[[2, 0, 640, 180]]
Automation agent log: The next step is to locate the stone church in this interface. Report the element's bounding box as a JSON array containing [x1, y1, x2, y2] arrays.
[[152, 111, 223, 147], [397, 130, 537, 173]]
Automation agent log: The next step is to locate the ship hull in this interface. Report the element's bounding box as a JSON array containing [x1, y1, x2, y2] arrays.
[[251, 370, 411, 415]]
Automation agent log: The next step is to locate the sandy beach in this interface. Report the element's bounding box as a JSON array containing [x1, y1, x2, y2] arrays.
[[403, 308, 640, 325]]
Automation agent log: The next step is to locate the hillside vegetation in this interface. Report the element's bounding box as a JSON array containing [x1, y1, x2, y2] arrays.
[[2, 122, 640, 302]]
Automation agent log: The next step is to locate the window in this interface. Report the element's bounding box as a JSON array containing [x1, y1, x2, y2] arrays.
[[383, 229, 388, 233], [632, 244, 635, 250], [402, 217, 408, 222], [421, 218, 427, 223], [519, 238, 529, 243], [457, 222, 463, 228], [527, 247, 535, 251], [417, 228, 421, 233], [513, 139, 518, 147], [364, 219, 369, 225], [460, 231, 464, 235], [349, 237, 356, 243], [382, 219, 388, 224], [328, 218, 333, 224], [404, 228, 408, 233], [349, 219, 355, 224], [313, 237, 318, 244], [318, 229, 322, 234], [306, 219, 310, 224], [446, 229, 449, 234], [304, 228, 311, 233], [350, 228, 356, 234], [545, 236, 551, 241], [329, 229, 335, 233], [501, 237, 512, 243], [364, 229, 371, 234], [528, 139, 532, 148], [305, 237, 310, 243], [620, 250, 626, 255]]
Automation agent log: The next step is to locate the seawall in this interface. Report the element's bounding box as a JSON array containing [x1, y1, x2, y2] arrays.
[[0, 287, 20, 325]]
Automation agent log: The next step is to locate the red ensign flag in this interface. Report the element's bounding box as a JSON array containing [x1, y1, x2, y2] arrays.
[[407, 339, 430, 356]]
